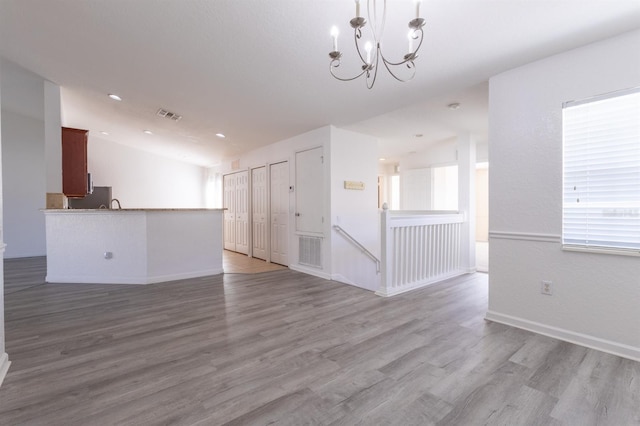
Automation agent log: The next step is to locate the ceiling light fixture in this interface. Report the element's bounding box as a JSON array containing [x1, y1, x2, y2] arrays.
[[448, 102, 461, 110], [100, 131, 109, 135], [143, 130, 153, 135], [108, 94, 122, 101], [215, 133, 226, 139], [329, 0, 425, 89]]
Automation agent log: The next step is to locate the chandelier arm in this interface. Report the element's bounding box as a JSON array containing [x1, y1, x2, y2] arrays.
[[379, 28, 424, 67], [329, 62, 368, 82], [381, 56, 412, 67], [366, 66, 377, 89], [365, 47, 382, 89], [379, 53, 416, 83], [353, 28, 368, 65], [327, 0, 424, 89], [413, 29, 425, 55]]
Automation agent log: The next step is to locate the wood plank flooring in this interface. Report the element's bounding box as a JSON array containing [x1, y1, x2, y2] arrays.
[[1, 257, 639, 425], [222, 250, 287, 274]]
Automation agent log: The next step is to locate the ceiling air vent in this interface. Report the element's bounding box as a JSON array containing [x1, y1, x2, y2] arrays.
[[156, 108, 182, 122]]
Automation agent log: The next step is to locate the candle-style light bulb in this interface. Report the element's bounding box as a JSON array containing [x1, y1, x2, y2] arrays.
[[355, 0, 361, 17], [408, 29, 414, 52], [331, 26, 339, 52], [365, 41, 373, 64], [415, 0, 422, 18]]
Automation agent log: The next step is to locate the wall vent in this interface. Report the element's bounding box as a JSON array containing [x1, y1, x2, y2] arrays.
[[156, 108, 182, 122], [299, 236, 322, 268]]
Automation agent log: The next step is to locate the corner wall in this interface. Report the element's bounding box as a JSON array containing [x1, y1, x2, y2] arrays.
[[0, 57, 9, 386], [329, 127, 379, 290], [0, 59, 46, 258], [487, 29, 640, 360]]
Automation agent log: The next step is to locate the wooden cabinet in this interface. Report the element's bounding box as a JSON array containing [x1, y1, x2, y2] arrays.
[[61, 127, 88, 198]]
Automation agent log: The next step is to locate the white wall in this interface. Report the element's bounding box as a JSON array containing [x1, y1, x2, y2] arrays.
[[0, 59, 47, 258], [1, 110, 46, 257], [88, 136, 206, 209], [329, 127, 379, 290], [487, 29, 640, 360], [0, 57, 8, 386], [44, 81, 62, 193]]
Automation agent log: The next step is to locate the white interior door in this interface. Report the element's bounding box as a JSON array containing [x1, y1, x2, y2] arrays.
[[234, 170, 249, 255], [251, 167, 267, 260], [223, 173, 236, 251], [270, 161, 289, 266], [295, 147, 323, 233]]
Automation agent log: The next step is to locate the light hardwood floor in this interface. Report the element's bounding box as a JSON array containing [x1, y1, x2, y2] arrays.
[[1, 257, 638, 425], [223, 250, 287, 274]]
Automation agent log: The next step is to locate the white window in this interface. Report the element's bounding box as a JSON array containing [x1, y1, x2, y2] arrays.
[[562, 88, 640, 253]]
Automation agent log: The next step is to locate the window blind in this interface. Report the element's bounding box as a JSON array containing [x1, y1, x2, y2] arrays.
[[562, 88, 640, 251]]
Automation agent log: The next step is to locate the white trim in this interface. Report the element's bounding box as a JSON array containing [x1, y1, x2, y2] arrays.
[[376, 270, 467, 297], [485, 310, 640, 362], [562, 245, 640, 257], [489, 231, 561, 243], [0, 353, 10, 387], [563, 85, 640, 108], [45, 268, 224, 285], [289, 264, 331, 280]]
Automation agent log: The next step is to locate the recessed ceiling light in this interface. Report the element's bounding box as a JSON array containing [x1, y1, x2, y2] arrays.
[[448, 102, 461, 110], [379, 157, 386, 161], [215, 133, 226, 139], [108, 94, 122, 101], [143, 130, 153, 135], [100, 131, 109, 135]]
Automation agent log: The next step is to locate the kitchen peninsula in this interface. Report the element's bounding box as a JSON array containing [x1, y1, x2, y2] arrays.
[[44, 208, 224, 284]]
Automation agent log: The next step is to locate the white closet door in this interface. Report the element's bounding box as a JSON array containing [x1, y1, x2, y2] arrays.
[[223, 173, 236, 251], [251, 167, 267, 260], [295, 147, 323, 233], [270, 161, 289, 266], [234, 170, 250, 255]]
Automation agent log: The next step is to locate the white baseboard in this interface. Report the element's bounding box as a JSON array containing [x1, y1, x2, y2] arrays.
[[0, 353, 10, 387], [46, 268, 224, 285], [376, 270, 466, 297], [485, 310, 640, 362], [289, 264, 331, 280]]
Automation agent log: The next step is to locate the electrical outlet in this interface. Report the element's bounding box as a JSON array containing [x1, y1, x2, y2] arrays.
[[541, 280, 553, 295]]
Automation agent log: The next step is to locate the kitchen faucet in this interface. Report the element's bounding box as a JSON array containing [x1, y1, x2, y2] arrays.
[[111, 198, 122, 209]]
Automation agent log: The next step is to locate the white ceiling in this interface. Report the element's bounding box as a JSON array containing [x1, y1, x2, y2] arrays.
[[1, 0, 639, 167]]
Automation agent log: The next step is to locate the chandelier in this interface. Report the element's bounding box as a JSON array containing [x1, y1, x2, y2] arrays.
[[329, 0, 425, 89]]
